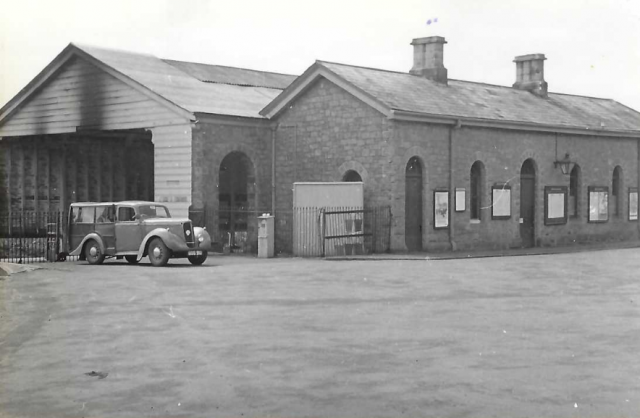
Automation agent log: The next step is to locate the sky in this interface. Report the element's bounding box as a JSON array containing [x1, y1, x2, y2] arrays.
[[1, 0, 639, 111]]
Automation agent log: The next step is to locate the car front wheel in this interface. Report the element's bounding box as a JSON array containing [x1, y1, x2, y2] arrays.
[[85, 240, 105, 265], [148, 238, 171, 267], [188, 251, 208, 265]]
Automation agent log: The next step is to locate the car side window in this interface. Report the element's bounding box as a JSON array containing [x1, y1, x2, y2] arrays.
[[117, 207, 136, 222], [96, 206, 115, 223], [74, 207, 96, 223], [71, 207, 82, 224]]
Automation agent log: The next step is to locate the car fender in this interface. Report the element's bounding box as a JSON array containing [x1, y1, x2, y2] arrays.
[[69, 233, 106, 256], [193, 227, 212, 250], [137, 228, 185, 258]]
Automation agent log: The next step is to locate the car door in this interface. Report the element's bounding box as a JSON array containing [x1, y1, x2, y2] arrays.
[[114, 206, 142, 252], [68, 206, 95, 252], [95, 205, 116, 254]]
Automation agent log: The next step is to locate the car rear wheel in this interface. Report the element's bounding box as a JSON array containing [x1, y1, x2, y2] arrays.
[[125, 255, 139, 264], [148, 238, 171, 267], [85, 240, 105, 265], [188, 251, 208, 265]]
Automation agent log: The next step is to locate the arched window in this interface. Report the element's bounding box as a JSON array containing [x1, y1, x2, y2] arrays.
[[612, 166, 622, 217], [569, 165, 580, 217], [470, 161, 484, 220], [343, 170, 362, 182]]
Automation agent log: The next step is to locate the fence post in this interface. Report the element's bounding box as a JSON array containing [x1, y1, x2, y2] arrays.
[[321, 209, 326, 257], [373, 208, 378, 254], [46, 212, 56, 262], [387, 206, 392, 253]]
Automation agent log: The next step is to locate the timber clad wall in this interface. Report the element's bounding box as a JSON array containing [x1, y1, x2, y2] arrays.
[[0, 56, 185, 137], [152, 124, 193, 219]]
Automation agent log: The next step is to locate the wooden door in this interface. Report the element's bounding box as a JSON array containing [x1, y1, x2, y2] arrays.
[[405, 158, 423, 251], [520, 161, 536, 248]]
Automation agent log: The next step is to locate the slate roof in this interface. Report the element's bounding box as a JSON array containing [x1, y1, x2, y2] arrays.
[[267, 60, 640, 134], [75, 44, 296, 118]]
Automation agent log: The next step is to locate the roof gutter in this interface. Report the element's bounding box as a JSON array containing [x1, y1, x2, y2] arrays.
[[390, 109, 640, 139]]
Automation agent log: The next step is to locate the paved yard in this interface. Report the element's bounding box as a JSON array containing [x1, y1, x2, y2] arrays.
[[1, 250, 640, 418]]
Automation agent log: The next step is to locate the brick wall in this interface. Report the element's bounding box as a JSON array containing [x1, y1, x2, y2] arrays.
[[451, 128, 639, 250], [191, 119, 272, 252], [273, 78, 393, 208], [270, 77, 640, 253]]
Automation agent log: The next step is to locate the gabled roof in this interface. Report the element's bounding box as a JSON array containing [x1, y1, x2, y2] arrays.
[[261, 60, 640, 137], [0, 43, 297, 124]]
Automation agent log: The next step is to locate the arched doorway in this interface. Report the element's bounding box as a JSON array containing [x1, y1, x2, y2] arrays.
[[520, 159, 536, 248], [343, 170, 362, 182], [405, 157, 423, 251], [219, 152, 255, 251]]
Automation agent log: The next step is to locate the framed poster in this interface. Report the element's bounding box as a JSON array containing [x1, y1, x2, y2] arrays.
[[544, 186, 568, 225], [434, 190, 449, 229], [491, 184, 511, 220], [629, 187, 638, 221], [588, 186, 609, 223], [455, 188, 465, 212]]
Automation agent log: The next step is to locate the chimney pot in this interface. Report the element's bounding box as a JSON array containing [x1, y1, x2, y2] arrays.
[[513, 53, 548, 98], [410, 36, 448, 84]]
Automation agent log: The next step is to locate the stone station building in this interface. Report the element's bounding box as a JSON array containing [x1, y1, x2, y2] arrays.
[[1, 37, 640, 253]]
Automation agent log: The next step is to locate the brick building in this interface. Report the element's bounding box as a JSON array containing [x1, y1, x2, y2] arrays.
[[262, 37, 640, 251], [2, 37, 640, 253]]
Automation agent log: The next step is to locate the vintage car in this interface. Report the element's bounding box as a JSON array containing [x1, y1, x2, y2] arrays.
[[67, 201, 212, 266]]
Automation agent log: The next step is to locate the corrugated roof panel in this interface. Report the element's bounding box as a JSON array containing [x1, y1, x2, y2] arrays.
[[162, 59, 296, 89]]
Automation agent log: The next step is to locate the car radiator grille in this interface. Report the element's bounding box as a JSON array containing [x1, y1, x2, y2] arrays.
[[183, 221, 195, 248]]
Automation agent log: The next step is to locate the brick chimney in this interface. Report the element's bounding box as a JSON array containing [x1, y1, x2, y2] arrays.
[[410, 36, 448, 84], [513, 54, 548, 98]]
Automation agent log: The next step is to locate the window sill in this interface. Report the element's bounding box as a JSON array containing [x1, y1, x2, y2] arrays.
[[470, 219, 481, 224]]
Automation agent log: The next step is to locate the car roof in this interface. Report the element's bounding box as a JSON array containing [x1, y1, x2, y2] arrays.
[[70, 201, 164, 207]]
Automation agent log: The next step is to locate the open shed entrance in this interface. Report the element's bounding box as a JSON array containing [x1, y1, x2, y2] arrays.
[[1, 129, 154, 215]]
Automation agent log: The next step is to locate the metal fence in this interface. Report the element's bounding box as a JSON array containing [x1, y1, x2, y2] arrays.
[[0, 211, 65, 264], [322, 206, 392, 256], [287, 206, 392, 257]]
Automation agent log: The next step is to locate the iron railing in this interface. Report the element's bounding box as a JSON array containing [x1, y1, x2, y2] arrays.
[[322, 206, 392, 256], [0, 211, 64, 264]]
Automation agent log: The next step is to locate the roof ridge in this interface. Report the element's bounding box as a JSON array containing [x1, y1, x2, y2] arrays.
[[320, 60, 622, 102], [317, 60, 415, 76], [71, 42, 156, 58]]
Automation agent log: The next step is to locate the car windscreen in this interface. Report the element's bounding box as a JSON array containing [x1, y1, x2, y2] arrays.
[[137, 205, 170, 219]]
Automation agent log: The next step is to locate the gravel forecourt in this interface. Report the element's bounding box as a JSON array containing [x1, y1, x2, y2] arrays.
[[1, 249, 640, 418]]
